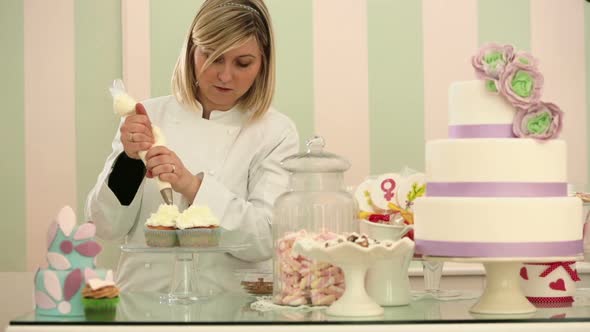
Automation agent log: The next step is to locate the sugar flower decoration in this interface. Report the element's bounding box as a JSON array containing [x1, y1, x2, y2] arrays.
[[499, 60, 544, 110], [472, 43, 562, 141], [512, 51, 539, 69], [513, 102, 563, 140], [471, 43, 515, 90]]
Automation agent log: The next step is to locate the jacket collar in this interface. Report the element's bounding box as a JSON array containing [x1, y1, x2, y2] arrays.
[[189, 99, 250, 126]]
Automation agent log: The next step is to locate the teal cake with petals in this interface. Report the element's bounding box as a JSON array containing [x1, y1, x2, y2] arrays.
[[34, 206, 108, 316]]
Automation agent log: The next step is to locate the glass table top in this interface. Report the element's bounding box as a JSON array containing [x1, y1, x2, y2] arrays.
[[11, 289, 590, 325]]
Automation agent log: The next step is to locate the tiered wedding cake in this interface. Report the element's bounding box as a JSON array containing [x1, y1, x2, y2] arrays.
[[414, 44, 583, 258]]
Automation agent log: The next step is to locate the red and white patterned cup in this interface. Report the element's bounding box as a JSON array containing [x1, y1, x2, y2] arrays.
[[519, 261, 579, 305]]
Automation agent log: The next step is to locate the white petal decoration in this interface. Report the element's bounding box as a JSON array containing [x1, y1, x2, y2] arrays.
[[56, 206, 76, 237], [46, 222, 58, 248], [73, 223, 96, 240], [106, 270, 114, 282], [58, 301, 71, 314], [88, 278, 115, 290], [47, 253, 71, 270], [43, 271, 62, 301], [35, 291, 56, 309], [84, 268, 98, 283]]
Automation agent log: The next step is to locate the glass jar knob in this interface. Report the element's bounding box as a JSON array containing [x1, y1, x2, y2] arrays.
[[306, 135, 325, 153]]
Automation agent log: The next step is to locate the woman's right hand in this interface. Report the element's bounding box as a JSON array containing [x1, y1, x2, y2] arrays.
[[120, 103, 154, 160]]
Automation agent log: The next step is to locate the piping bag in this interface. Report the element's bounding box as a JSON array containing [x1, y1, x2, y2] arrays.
[[109, 79, 173, 205]]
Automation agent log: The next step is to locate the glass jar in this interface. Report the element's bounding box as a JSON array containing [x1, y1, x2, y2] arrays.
[[272, 136, 357, 306]]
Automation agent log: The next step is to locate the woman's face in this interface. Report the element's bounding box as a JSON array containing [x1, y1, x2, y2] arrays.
[[194, 37, 262, 112]]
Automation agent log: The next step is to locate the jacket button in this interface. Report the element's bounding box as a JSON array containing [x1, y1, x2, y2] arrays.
[[208, 170, 216, 176], [144, 263, 151, 269]]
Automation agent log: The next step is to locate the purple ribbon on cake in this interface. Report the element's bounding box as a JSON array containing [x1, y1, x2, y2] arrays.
[[449, 124, 516, 139], [426, 182, 567, 197], [416, 240, 583, 257]]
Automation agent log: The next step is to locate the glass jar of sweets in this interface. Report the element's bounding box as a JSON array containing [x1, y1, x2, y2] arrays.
[[272, 136, 357, 306]]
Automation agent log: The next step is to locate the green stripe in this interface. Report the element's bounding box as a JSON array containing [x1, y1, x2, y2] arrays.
[[368, 0, 424, 174], [267, 0, 314, 146], [150, 0, 204, 97], [0, 0, 25, 271], [586, 3, 590, 187], [478, 0, 531, 51], [75, 0, 122, 269]]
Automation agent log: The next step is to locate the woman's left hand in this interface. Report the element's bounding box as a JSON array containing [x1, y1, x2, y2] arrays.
[[144, 146, 202, 202]]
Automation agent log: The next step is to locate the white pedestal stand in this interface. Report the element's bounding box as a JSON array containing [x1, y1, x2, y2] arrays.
[[425, 255, 583, 315], [294, 237, 415, 317]]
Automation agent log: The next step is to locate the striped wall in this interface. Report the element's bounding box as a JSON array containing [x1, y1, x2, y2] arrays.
[[1, 0, 25, 272], [1, 0, 589, 272], [587, 0, 590, 185]]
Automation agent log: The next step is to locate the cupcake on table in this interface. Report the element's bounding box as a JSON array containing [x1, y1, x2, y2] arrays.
[[176, 205, 221, 247], [82, 269, 120, 321]]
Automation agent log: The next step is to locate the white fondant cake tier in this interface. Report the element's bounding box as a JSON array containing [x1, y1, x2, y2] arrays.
[[449, 80, 514, 126], [426, 139, 566, 182], [414, 197, 583, 257]]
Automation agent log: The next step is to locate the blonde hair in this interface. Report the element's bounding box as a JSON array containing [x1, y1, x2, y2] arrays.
[[172, 0, 275, 121]]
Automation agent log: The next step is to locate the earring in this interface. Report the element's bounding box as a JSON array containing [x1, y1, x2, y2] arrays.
[[194, 80, 199, 87]]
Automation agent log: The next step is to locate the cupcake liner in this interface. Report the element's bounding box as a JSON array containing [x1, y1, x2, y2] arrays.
[[144, 226, 178, 247], [83, 300, 117, 321], [82, 297, 119, 312], [84, 309, 117, 322], [177, 227, 220, 247]]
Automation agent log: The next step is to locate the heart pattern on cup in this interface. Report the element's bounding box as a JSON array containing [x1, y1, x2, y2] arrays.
[[549, 278, 566, 291], [520, 267, 528, 280]]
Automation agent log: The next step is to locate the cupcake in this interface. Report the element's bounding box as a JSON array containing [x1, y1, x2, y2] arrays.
[[144, 204, 180, 247], [176, 205, 221, 247], [82, 270, 119, 321]]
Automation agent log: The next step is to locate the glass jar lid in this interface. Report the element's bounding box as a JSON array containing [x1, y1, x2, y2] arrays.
[[280, 136, 351, 173]]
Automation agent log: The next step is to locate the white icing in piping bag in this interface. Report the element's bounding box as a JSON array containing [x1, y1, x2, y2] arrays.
[[109, 79, 173, 205]]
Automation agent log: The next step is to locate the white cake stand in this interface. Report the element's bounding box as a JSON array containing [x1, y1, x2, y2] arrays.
[[425, 255, 583, 315], [293, 237, 415, 317]]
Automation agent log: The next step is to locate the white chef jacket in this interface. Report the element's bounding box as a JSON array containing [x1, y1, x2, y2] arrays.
[[85, 95, 299, 293]]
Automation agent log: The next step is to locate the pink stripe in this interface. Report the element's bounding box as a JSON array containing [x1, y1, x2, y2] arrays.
[[122, 0, 151, 100], [416, 240, 583, 258], [313, 0, 369, 187], [530, 0, 587, 187], [422, 0, 477, 141], [426, 182, 567, 197], [24, 0, 77, 271], [448, 124, 516, 138]]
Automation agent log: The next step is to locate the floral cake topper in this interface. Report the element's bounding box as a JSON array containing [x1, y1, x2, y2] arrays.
[[472, 43, 563, 140]]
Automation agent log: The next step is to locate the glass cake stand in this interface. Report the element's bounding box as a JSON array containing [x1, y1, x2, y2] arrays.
[[121, 244, 249, 305], [425, 255, 583, 315], [412, 257, 462, 299]]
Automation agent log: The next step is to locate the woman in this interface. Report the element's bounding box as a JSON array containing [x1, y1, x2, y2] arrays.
[[86, 0, 299, 293]]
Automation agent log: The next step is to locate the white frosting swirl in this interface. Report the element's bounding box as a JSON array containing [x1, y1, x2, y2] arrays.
[[145, 204, 179, 227], [113, 93, 137, 116], [176, 205, 220, 230]]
